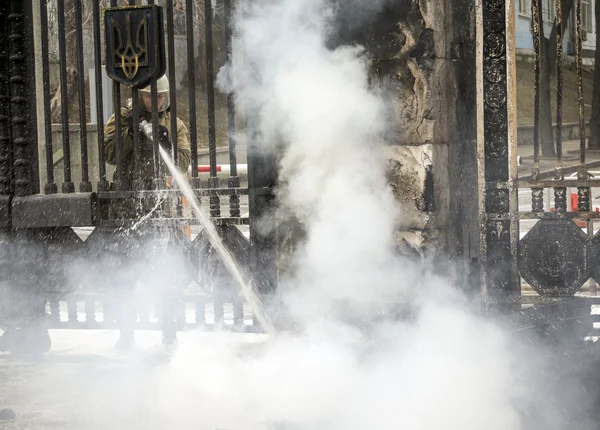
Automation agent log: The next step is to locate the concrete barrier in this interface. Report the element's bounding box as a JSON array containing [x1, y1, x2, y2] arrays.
[[518, 122, 589, 146]]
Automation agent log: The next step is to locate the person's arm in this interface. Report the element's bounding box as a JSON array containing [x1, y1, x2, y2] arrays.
[[103, 107, 134, 165]]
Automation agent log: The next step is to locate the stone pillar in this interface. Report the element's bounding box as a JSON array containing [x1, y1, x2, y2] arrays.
[[274, 1, 479, 275], [355, 0, 478, 262]]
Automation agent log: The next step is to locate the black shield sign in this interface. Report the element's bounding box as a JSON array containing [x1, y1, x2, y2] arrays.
[[104, 5, 166, 88]]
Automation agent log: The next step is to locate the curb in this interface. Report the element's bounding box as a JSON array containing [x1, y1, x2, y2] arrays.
[[519, 160, 600, 181]]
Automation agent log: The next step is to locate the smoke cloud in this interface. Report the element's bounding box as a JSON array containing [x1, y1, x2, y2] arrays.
[[0, 1, 591, 429], [157, 1, 539, 429]]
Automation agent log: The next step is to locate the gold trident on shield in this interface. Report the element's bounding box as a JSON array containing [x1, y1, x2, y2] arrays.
[[111, 12, 148, 80]]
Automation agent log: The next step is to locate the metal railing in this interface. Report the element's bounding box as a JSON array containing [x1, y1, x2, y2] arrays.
[[521, 0, 593, 222], [525, 0, 589, 213]]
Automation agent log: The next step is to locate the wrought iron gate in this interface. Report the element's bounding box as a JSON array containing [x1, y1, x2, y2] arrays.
[[0, 0, 277, 344], [478, 0, 600, 332]]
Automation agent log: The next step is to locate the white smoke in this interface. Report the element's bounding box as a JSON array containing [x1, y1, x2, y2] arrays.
[[156, 1, 528, 430], [0, 2, 588, 428], [221, 0, 404, 319]]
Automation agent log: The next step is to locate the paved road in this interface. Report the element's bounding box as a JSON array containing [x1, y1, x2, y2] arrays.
[[0, 330, 268, 430]]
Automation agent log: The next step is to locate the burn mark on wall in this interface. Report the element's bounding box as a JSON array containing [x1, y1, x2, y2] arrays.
[[421, 163, 435, 213]]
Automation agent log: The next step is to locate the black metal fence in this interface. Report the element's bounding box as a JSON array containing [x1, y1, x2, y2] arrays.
[[517, 0, 592, 296], [0, 0, 278, 342], [479, 0, 600, 332]]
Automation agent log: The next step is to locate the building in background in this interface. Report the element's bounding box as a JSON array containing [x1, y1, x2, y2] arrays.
[[515, 0, 596, 65]]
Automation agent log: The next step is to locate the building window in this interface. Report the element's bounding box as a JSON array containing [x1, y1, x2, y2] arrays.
[[545, 0, 555, 22], [519, 0, 531, 15], [582, 0, 594, 33], [523, 0, 559, 23]]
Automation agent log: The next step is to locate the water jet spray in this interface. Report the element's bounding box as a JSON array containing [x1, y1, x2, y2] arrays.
[[139, 120, 275, 334]]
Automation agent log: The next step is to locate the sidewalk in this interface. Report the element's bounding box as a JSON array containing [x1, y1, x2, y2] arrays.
[[518, 140, 600, 180], [0, 330, 268, 430]]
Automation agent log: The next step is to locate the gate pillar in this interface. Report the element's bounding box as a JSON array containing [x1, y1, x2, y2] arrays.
[[0, 2, 12, 226], [246, 110, 278, 296], [477, 0, 520, 312], [10, 0, 39, 197], [0, 0, 49, 354]]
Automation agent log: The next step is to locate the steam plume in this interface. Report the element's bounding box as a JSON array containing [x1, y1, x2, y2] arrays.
[[158, 1, 527, 430]]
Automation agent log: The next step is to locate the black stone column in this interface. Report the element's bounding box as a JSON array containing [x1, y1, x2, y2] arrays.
[[10, 0, 38, 198], [1, 0, 49, 355], [0, 2, 12, 226], [480, 0, 520, 312]]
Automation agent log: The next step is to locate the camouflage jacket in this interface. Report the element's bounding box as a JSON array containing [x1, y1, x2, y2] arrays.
[[103, 105, 191, 186]]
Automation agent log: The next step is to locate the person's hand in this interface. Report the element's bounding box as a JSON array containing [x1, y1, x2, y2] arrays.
[[155, 124, 171, 151], [126, 114, 148, 137], [135, 119, 171, 152]]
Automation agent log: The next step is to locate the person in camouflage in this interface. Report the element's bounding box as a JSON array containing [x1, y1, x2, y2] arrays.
[[102, 75, 192, 349], [103, 74, 191, 186]]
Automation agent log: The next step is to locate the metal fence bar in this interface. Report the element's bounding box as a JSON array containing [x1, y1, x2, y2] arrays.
[[110, 0, 124, 191], [132, 93, 143, 189], [56, 0, 74, 193], [517, 211, 600, 220], [74, 0, 91, 192], [186, 0, 199, 187], [591, 226, 598, 295], [166, 0, 178, 166], [0, 2, 11, 197], [205, 0, 221, 217], [520, 179, 600, 187], [588, 74, 599, 293], [92, 0, 107, 192], [225, 0, 240, 217], [130, 0, 142, 191], [575, 0, 590, 211], [554, 0, 567, 213], [531, 0, 543, 211], [85, 299, 96, 326], [113, 82, 124, 190], [195, 297, 206, 327], [507, 0, 521, 303], [147, 0, 162, 188], [150, 80, 161, 185], [39, 0, 56, 194]]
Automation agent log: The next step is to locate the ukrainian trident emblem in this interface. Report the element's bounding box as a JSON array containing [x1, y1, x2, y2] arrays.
[[104, 5, 166, 88]]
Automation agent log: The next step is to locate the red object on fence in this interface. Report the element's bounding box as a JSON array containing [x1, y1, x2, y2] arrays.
[[197, 164, 248, 174], [571, 192, 599, 228]]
